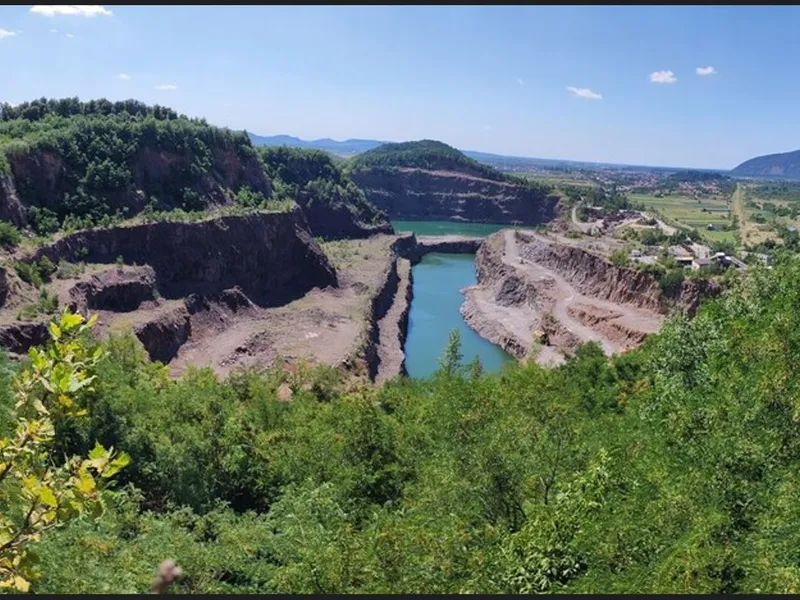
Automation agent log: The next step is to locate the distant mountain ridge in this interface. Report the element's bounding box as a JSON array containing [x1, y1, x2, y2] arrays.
[[247, 132, 537, 165], [247, 134, 385, 156], [731, 149, 800, 180]]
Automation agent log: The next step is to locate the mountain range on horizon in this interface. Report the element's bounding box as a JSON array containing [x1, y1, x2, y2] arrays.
[[246, 132, 740, 174], [246, 132, 613, 170]]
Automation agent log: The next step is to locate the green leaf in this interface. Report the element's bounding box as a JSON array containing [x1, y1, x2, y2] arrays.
[[102, 452, 131, 478], [47, 321, 61, 341], [60, 311, 84, 331], [88, 442, 107, 460], [39, 486, 58, 508]]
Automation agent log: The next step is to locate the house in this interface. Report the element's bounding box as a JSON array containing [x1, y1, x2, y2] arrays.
[[689, 243, 710, 259], [691, 257, 711, 270], [675, 255, 694, 268], [668, 245, 692, 258]]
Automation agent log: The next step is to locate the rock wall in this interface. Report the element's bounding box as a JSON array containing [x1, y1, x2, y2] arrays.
[[29, 208, 337, 306], [0, 321, 48, 356], [351, 167, 560, 225], [357, 257, 401, 381], [512, 231, 721, 316], [391, 232, 483, 265], [2, 142, 272, 227], [296, 199, 394, 240], [69, 265, 157, 313]]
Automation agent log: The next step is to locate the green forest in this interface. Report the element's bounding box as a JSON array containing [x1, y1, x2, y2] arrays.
[[348, 139, 542, 187], [0, 98, 383, 239], [4, 252, 800, 593], [259, 146, 388, 232]]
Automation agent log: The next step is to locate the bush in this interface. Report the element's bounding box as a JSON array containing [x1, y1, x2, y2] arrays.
[[658, 268, 685, 297], [14, 256, 56, 287], [0, 220, 22, 249], [610, 249, 630, 267]]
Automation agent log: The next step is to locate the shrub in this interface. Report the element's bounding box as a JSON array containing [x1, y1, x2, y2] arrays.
[[610, 249, 630, 267], [658, 268, 685, 297], [0, 220, 22, 249]]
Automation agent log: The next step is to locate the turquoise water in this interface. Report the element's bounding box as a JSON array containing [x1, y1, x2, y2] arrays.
[[404, 252, 512, 379], [392, 220, 530, 238]]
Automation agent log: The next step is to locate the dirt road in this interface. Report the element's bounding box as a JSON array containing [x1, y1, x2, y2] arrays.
[[502, 230, 617, 354]]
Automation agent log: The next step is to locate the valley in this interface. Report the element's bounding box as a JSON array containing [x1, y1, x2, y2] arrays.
[[2, 93, 799, 596]]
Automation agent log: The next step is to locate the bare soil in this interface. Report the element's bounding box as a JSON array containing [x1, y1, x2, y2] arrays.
[[462, 229, 663, 365]]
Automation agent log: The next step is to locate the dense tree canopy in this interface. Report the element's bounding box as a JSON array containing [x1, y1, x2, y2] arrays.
[[2, 254, 800, 593], [0, 98, 387, 238], [259, 146, 389, 232]]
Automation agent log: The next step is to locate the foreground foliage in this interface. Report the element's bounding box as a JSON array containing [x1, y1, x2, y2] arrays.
[[4, 258, 800, 592], [0, 311, 128, 592]]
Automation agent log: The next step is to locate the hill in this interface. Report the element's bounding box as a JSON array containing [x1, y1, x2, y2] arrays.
[[258, 145, 391, 238], [247, 132, 560, 168], [348, 139, 514, 182], [347, 140, 560, 224], [731, 148, 800, 180], [0, 98, 389, 239]]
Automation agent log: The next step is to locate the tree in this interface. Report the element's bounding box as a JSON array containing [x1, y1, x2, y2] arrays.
[[438, 328, 463, 377], [0, 309, 129, 592], [467, 356, 484, 380]]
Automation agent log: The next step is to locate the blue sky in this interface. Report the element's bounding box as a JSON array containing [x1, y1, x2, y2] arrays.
[[2, 5, 800, 169]]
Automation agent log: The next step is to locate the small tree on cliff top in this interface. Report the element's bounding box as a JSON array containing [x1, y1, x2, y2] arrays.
[[0, 309, 129, 592]]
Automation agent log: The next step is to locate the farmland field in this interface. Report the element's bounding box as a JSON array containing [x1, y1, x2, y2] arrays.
[[629, 193, 732, 229]]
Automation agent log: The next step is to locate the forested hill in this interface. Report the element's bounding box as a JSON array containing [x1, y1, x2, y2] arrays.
[[0, 97, 389, 238], [731, 148, 800, 179], [348, 139, 517, 182]]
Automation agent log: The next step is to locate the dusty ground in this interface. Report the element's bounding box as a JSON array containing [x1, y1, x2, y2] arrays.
[[0, 236, 402, 379], [462, 229, 663, 365], [168, 235, 398, 377]]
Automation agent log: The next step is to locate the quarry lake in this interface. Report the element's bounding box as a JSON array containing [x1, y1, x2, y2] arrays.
[[395, 219, 515, 378], [404, 253, 512, 378]]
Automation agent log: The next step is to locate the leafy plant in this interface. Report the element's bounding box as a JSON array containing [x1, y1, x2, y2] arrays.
[[0, 221, 22, 250], [0, 310, 129, 591]]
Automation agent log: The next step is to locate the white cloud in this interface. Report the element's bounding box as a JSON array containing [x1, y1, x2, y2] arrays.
[[650, 70, 677, 84], [516, 77, 524, 86], [154, 84, 177, 91], [117, 72, 130, 80], [30, 5, 112, 17], [567, 86, 603, 100], [65, 33, 74, 38], [48, 28, 58, 33], [696, 66, 716, 76], [0, 29, 17, 40]]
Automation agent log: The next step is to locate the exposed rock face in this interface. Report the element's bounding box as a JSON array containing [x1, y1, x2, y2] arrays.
[[0, 267, 9, 309], [0, 173, 27, 227], [463, 229, 721, 366], [358, 256, 401, 380], [297, 199, 394, 240], [0, 321, 49, 356], [30, 208, 337, 305], [69, 266, 157, 313], [3, 143, 272, 225], [391, 232, 483, 265], [513, 231, 721, 316], [134, 307, 191, 365], [351, 167, 560, 224]]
